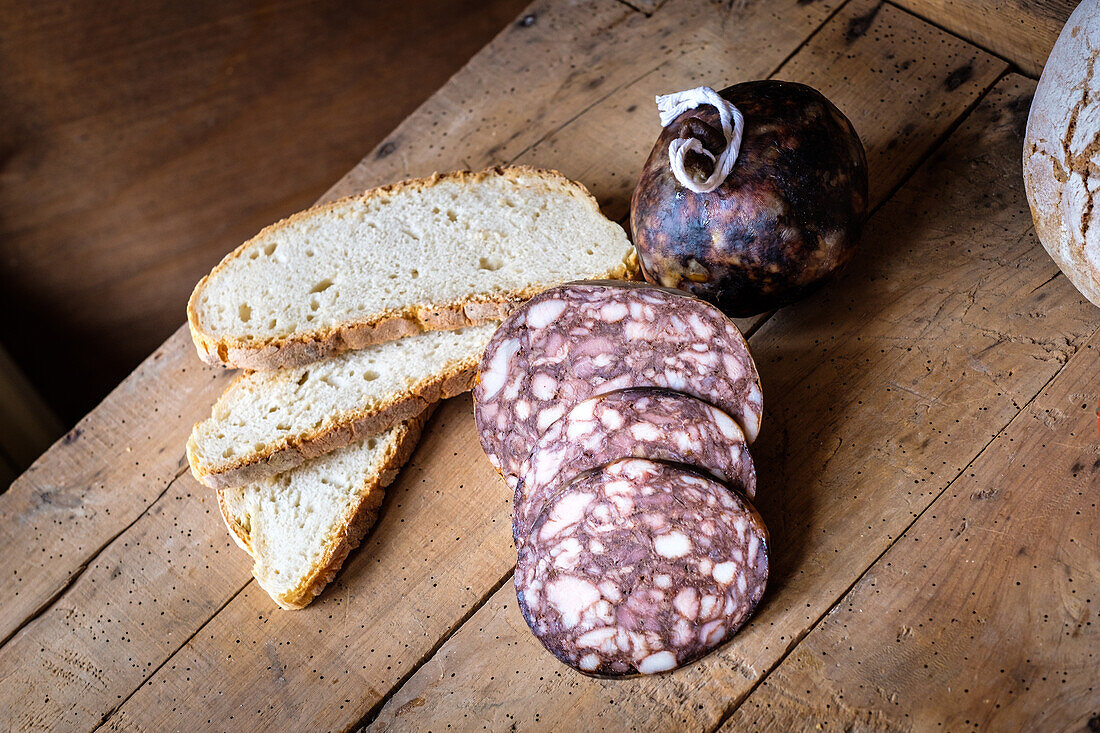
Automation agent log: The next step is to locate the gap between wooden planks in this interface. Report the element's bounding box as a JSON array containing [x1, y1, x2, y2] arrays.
[[366, 72, 1099, 730], [87, 1, 1025, 730], [724, 99, 1099, 731], [0, 0, 1047, 726], [721, 76, 1100, 732], [0, 0, 847, 648], [891, 0, 1075, 78], [0, 0, 845, 727], [0, 0, 653, 648]]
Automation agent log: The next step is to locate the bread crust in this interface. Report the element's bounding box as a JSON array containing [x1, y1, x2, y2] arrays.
[[217, 487, 253, 553], [187, 355, 477, 489], [1023, 0, 1100, 307], [217, 408, 431, 610], [188, 166, 639, 370]]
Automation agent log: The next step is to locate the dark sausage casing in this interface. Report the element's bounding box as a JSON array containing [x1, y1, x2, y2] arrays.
[[631, 80, 868, 316]]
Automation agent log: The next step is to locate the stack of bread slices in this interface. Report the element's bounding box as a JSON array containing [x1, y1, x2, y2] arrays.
[[186, 167, 636, 609]]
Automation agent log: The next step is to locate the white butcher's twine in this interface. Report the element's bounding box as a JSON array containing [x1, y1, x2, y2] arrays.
[[656, 86, 744, 194]]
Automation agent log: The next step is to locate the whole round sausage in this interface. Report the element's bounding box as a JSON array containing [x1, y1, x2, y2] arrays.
[[631, 80, 868, 316]]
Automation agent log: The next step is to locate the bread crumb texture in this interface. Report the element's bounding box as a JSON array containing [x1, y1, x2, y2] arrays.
[[219, 422, 413, 608], [189, 167, 635, 362], [190, 323, 494, 480]]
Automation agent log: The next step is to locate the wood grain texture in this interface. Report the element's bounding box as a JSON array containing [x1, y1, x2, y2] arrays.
[[323, 0, 844, 201], [727, 172, 1099, 733], [100, 3, 1025, 731], [893, 0, 1075, 77], [0, 329, 233, 646], [367, 70, 1099, 733], [1, 0, 842, 728], [0, 399, 501, 732], [0, 469, 251, 731], [0, 0, 529, 421], [0, 0, 635, 653]]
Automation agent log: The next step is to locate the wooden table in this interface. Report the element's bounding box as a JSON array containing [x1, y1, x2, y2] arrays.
[[1, 0, 1095, 730]]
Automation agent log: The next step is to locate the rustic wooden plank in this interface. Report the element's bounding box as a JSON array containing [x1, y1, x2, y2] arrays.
[[323, 0, 844, 201], [627, 0, 666, 14], [0, 0, 530, 421], [517, 0, 1002, 222], [0, 399, 500, 732], [2, 0, 843, 728], [365, 74, 1098, 732], [480, 0, 1000, 330], [0, 0, 639, 649], [892, 0, 1075, 77], [0, 341, 64, 472], [100, 3, 1018, 730], [0, 330, 233, 646], [726, 245, 1100, 727], [0, 469, 252, 732]]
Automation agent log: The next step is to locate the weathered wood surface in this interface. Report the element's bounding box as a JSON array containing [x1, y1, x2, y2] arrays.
[[97, 2, 1024, 731], [3, 1, 1094, 731], [0, 0, 530, 421], [895, 0, 1075, 77], [368, 73, 1100, 730], [0, 333, 232, 647], [726, 322, 1100, 730], [0, 0, 640, 652], [0, 0, 841, 729], [324, 0, 844, 201], [0, 0, 837, 664]]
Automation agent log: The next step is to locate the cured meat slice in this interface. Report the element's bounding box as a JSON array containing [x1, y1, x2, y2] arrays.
[[513, 387, 756, 545], [515, 458, 769, 676], [474, 281, 763, 484]]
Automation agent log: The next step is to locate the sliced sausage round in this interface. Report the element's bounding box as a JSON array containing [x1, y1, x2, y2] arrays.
[[474, 281, 763, 485], [515, 458, 769, 676], [513, 387, 756, 545]]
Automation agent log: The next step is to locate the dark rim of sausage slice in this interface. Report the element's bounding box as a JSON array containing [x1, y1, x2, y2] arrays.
[[474, 280, 763, 486], [513, 387, 757, 546], [515, 457, 769, 677]]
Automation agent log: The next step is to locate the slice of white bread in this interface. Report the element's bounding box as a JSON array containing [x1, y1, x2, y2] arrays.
[[219, 410, 429, 609], [188, 323, 496, 490], [188, 166, 637, 370]]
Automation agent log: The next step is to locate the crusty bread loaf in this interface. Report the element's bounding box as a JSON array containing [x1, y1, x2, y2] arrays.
[[219, 411, 428, 609], [189, 323, 495, 490], [188, 166, 637, 370], [1024, 0, 1100, 307]]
